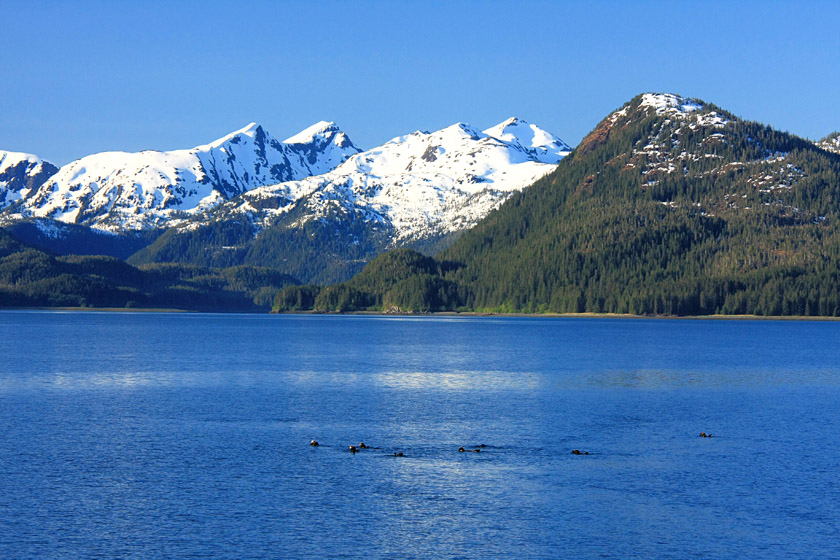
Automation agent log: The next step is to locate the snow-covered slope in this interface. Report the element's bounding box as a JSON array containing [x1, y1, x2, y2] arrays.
[[9, 122, 360, 231], [483, 117, 572, 161], [212, 118, 571, 244], [0, 151, 58, 209]]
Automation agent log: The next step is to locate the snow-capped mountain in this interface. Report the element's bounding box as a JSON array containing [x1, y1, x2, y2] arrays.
[[210, 117, 570, 243], [8, 122, 360, 231], [126, 117, 571, 282], [0, 151, 58, 210]]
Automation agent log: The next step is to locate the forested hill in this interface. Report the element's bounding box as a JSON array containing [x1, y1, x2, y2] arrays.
[[283, 93, 840, 316], [273, 249, 463, 313], [0, 229, 298, 311], [440, 93, 840, 315]]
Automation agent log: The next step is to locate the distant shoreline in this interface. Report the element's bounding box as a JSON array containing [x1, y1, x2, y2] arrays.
[[3, 307, 840, 321], [277, 310, 840, 321]]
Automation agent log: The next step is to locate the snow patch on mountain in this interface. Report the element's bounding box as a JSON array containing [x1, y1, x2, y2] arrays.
[[639, 93, 729, 128], [599, 93, 819, 223], [8, 123, 361, 231], [817, 133, 840, 154], [592, 92, 745, 188], [640, 93, 702, 114]]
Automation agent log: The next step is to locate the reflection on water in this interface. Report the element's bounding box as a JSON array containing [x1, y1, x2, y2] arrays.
[[372, 370, 541, 390]]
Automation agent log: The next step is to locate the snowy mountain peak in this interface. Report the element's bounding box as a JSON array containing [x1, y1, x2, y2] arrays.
[[283, 121, 340, 144], [606, 93, 730, 130], [428, 122, 484, 141], [483, 117, 572, 163], [643, 93, 730, 128], [284, 121, 359, 155], [500, 116, 525, 127], [0, 150, 58, 209], [204, 122, 263, 150], [0, 150, 44, 167]]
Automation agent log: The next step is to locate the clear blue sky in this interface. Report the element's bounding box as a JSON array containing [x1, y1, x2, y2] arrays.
[[2, 0, 838, 165]]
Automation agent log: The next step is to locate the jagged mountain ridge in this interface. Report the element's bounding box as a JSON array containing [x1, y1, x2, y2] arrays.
[[5, 121, 360, 231], [0, 151, 58, 210], [221, 117, 570, 241], [130, 117, 572, 282]]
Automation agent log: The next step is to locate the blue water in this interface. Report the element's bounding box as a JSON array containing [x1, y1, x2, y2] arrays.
[[1, 311, 839, 559]]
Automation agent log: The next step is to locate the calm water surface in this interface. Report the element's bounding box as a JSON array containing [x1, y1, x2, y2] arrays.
[[1, 311, 839, 559]]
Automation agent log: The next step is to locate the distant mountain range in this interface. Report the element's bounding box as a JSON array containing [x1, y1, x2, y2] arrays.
[[212, 117, 570, 246], [4, 94, 840, 316], [0, 117, 571, 282]]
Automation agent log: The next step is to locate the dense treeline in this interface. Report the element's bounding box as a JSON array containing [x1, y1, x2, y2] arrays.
[[5, 220, 158, 260], [273, 249, 463, 312], [277, 94, 840, 317], [0, 229, 298, 311]]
